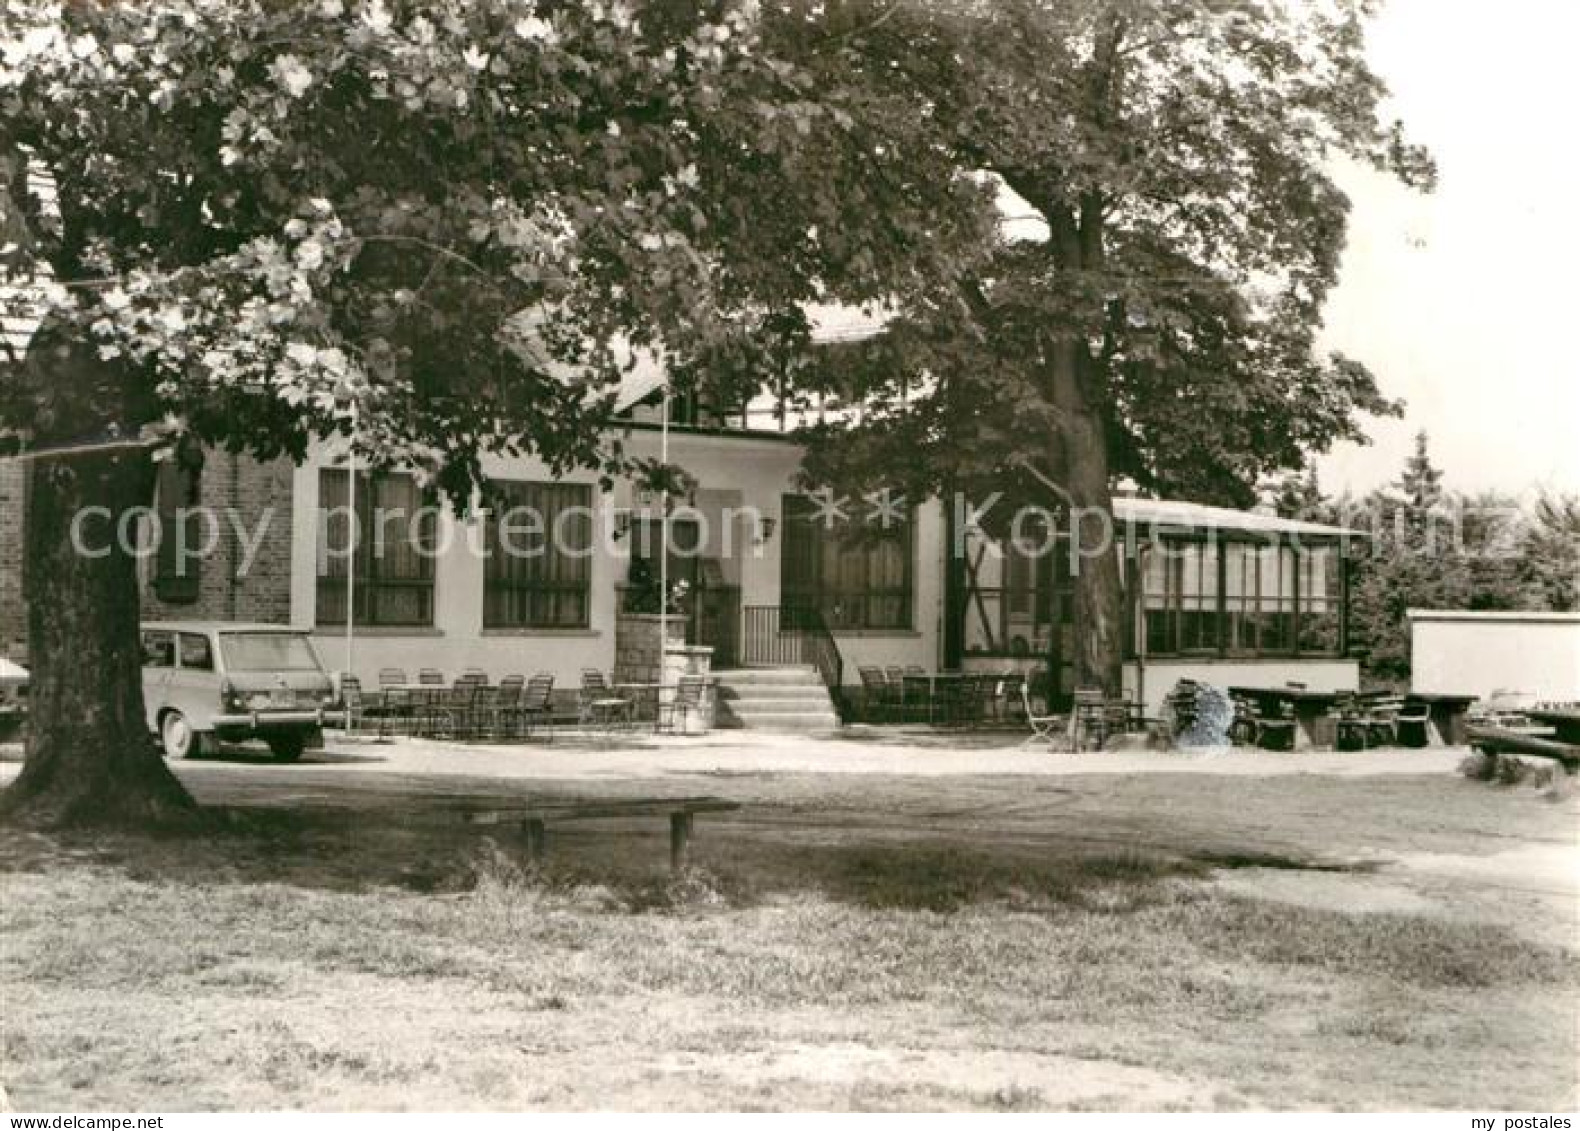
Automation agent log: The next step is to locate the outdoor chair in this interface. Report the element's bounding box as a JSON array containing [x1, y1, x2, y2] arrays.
[[1020, 683, 1069, 748], [995, 672, 1027, 724], [955, 674, 989, 727], [1102, 697, 1144, 742], [478, 675, 524, 741], [901, 672, 933, 724], [1331, 692, 1370, 751], [376, 668, 410, 735], [515, 674, 556, 740], [1070, 687, 1108, 751], [433, 673, 486, 740], [1165, 681, 1201, 742], [339, 674, 367, 737], [1254, 700, 1297, 751], [931, 676, 964, 726], [1227, 693, 1259, 747], [1366, 695, 1430, 748], [658, 675, 707, 734], [858, 666, 896, 723], [579, 669, 631, 733]]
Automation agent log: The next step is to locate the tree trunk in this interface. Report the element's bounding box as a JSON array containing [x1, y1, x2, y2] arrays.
[[0, 358, 196, 828], [1047, 341, 1125, 695]]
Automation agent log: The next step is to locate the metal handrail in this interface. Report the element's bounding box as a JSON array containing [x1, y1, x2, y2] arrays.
[[740, 604, 848, 721]]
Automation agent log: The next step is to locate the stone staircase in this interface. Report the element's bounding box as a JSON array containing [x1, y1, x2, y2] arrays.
[[713, 666, 842, 733]]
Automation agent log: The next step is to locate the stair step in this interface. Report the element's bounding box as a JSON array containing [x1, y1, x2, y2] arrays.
[[712, 666, 841, 731], [729, 703, 838, 718], [721, 687, 835, 703], [730, 703, 837, 717], [714, 667, 822, 684], [720, 710, 839, 732]]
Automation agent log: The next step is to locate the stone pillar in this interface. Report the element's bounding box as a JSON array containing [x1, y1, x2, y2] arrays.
[[664, 643, 715, 733], [614, 613, 687, 685]]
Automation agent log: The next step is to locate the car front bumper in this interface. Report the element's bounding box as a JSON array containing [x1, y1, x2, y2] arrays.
[[212, 709, 324, 733]]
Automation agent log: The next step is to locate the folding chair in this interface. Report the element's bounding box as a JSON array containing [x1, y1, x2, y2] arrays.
[[858, 666, 895, 723], [658, 675, 707, 734], [1021, 683, 1069, 748], [516, 674, 556, 741]]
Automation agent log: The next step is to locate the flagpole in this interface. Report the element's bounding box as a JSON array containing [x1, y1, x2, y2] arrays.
[[344, 402, 356, 682], [658, 389, 670, 684]]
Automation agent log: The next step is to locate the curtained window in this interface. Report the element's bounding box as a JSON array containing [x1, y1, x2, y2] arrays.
[[483, 481, 593, 629], [316, 469, 435, 627], [781, 494, 912, 630]]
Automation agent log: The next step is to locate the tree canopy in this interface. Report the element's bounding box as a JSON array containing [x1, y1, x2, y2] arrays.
[[1, 0, 955, 823], [765, 0, 1434, 510]]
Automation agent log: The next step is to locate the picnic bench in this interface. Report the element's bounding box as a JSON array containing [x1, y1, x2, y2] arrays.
[[460, 796, 741, 870], [1229, 686, 1341, 751], [1404, 692, 1478, 747]]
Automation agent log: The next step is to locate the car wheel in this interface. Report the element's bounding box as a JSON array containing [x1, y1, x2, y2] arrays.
[[267, 734, 305, 762], [160, 711, 199, 759]]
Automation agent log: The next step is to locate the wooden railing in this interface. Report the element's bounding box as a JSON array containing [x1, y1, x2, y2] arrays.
[[739, 604, 847, 721]]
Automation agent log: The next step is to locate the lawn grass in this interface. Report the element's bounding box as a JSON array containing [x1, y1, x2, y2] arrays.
[[2, 771, 1576, 1111]]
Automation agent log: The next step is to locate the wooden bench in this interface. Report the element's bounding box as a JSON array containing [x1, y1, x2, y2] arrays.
[[1467, 724, 1580, 773], [460, 796, 741, 870]]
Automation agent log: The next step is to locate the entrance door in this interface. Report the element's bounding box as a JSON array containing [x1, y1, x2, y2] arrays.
[[629, 518, 737, 665]]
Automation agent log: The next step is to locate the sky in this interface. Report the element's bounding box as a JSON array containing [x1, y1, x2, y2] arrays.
[[1316, 0, 1580, 498]]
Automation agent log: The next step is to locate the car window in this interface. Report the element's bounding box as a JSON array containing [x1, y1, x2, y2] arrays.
[[178, 633, 214, 671], [220, 633, 323, 673], [141, 632, 175, 668]]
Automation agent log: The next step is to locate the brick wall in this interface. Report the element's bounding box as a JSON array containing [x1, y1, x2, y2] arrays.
[[0, 451, 296, 665], [0, 459, 25, 662], [140, 451, 295, 625]]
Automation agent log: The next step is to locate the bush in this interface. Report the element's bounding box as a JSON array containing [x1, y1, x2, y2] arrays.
[[1495, 755, 1533, 786], [1458, 751, 1497, 781]]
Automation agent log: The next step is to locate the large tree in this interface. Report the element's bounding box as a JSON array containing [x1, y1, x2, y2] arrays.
[[750, 0, 1433, 691], [1, 0, 917, 825]]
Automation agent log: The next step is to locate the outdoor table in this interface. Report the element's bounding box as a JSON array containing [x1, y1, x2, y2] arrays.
[[377, 683, 474, 737], [1405, 692, 1478, 747], [898, 671, 968, 724], [614, 680, 717, 733], [1229, 686, 1343, 751], [1525, 708, 1580, 746], [614, 682, 668, 728]]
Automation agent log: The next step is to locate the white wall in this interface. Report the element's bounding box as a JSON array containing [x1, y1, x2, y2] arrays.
[[1124, 658, 1361, 718], [1409, 611, 1580, 701], [287, 431, 941, 688], [291, 446, 615, 686]]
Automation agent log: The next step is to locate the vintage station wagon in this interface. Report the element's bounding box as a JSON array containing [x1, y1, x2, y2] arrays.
[[141, 622, 334, 760]]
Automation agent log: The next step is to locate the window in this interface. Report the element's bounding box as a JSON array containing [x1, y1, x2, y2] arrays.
[[316, 470, 436, 627], [141, 631, 174, 668], [1297, 546, 1342, 655], [781, 494, 912, 630], [177, 633, 214, 671], [221, 633, 323, 672], [1142, 542, 1219, 654], [151, 459, 202, 604], [483, 481, 593, 629], [1225, 544, 1295, 654], [1140, 537, 1345, 658]]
